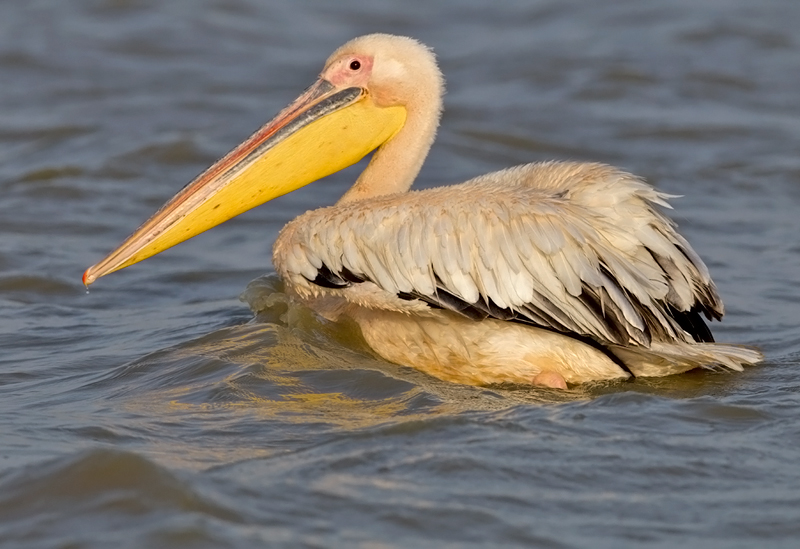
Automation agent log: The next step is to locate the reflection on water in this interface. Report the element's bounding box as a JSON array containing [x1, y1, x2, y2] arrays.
[[1, 0, 800, 546], [111, 275, 583, 433]]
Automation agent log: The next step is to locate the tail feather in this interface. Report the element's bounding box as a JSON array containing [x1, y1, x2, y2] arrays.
[[610, 342, 763, 378]]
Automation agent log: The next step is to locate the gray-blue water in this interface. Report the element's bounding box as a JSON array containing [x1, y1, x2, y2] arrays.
[[2, 1, 799, 547]]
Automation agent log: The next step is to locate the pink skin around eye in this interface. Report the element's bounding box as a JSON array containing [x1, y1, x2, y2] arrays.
[[323, 55, 374, 87]]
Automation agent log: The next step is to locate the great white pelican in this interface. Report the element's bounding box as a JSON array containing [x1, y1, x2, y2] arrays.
[[83, 34, 762, 389]]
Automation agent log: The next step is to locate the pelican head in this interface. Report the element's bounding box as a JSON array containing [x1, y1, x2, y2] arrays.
[[83, 34, 444, 285]]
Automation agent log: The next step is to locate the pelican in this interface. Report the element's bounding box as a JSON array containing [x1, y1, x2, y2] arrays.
[[83, 34, 761, 389]]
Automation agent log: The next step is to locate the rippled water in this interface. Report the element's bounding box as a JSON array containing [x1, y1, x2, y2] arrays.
[[2, 0, 799, 547]]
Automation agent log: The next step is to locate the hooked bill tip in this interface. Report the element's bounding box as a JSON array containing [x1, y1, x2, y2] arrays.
[[82, 268, 94, 288]]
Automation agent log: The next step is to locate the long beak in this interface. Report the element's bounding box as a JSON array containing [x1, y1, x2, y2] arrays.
[[83, 79, 406, 286]]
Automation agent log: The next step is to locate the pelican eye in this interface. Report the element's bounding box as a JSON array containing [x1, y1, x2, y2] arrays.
[[349, 60, 361, 71]]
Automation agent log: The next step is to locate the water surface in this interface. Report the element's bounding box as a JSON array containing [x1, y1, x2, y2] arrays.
[[1, 1, 799, 547]]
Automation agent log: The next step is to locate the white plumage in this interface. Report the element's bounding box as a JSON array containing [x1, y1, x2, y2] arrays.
[[274, 161, 760, 386]]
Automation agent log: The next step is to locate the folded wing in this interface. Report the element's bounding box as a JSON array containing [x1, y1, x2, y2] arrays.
[[276, 162, 723, 348]]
